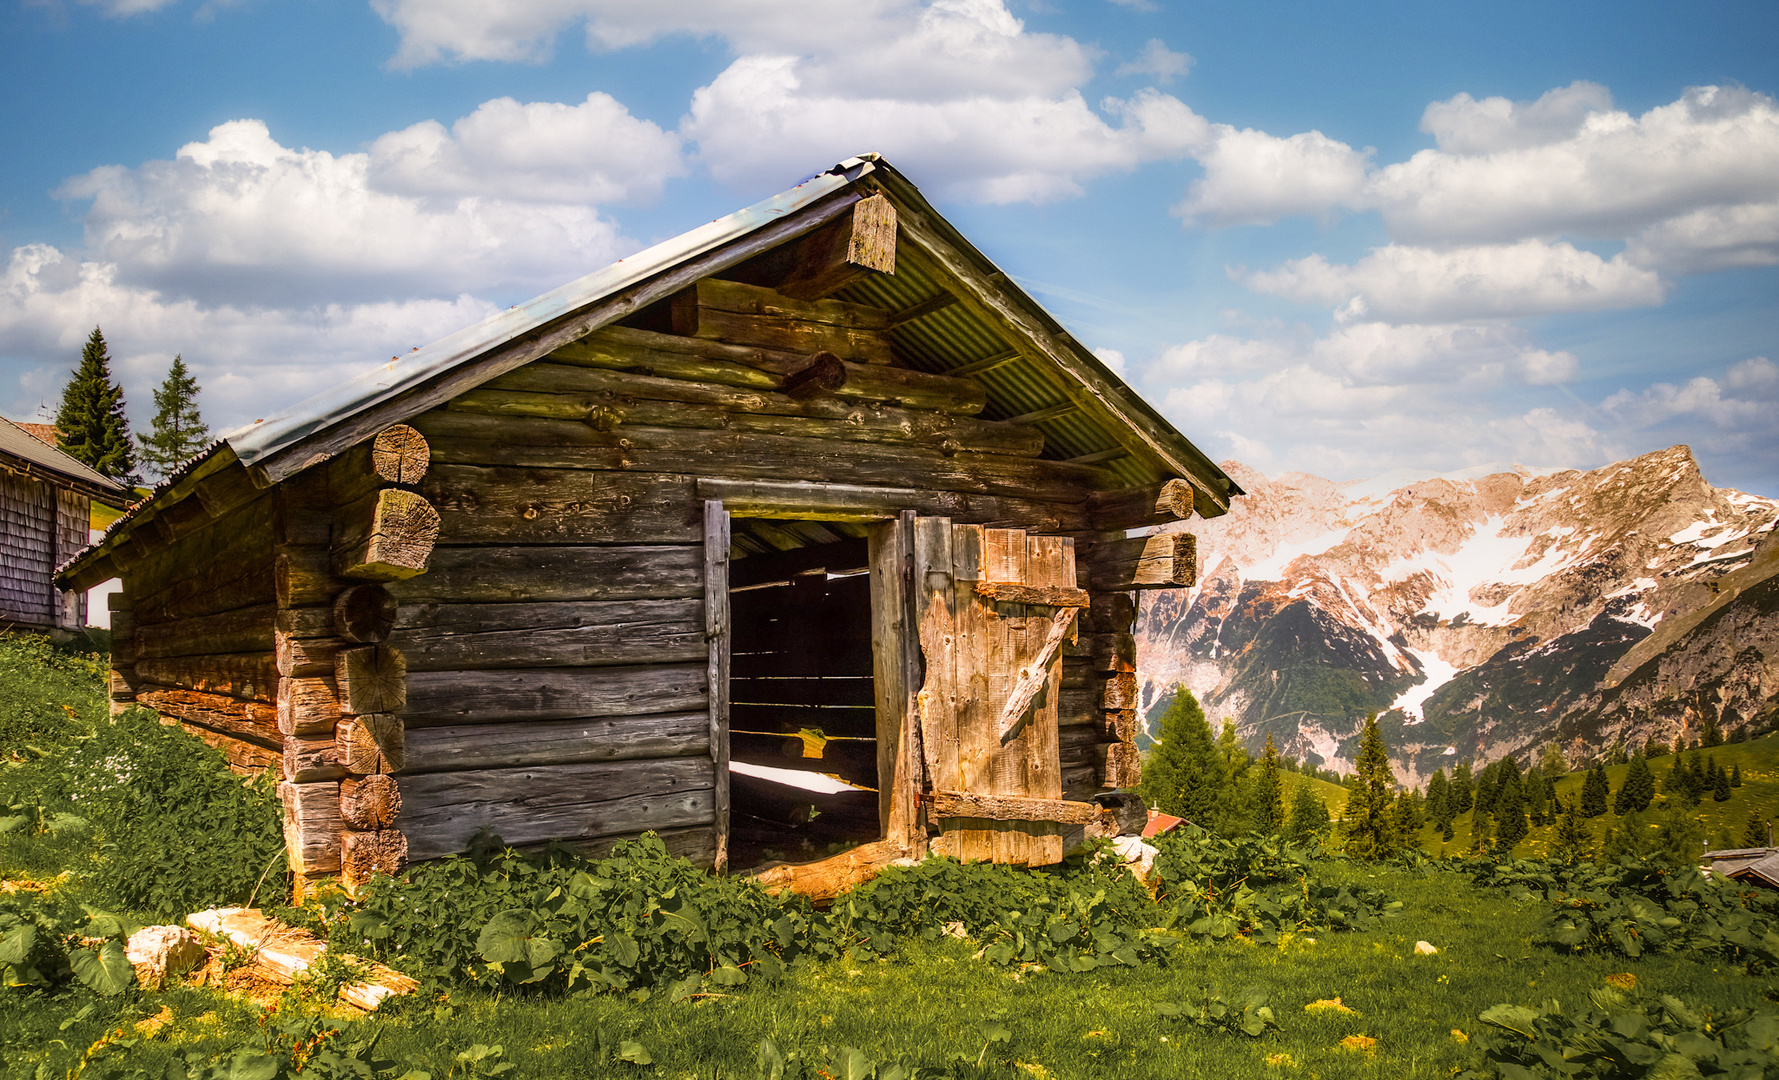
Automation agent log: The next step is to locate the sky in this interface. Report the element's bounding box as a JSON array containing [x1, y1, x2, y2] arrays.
[[2, 0, 1776, 495]]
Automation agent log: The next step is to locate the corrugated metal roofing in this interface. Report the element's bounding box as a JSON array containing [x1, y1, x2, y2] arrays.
[[0, 415, 128, 496]]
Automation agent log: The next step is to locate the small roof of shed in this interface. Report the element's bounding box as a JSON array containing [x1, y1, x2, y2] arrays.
[[0, 416, 128, 500], [61, 154, 1239, 585]]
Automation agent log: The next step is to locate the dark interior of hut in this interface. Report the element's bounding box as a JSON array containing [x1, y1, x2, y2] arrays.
[[726, 523, 884, 870]]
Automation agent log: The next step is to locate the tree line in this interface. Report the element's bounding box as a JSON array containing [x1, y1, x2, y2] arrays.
[[48, 326, 209, 489], [1139, 686, 1755, 865]]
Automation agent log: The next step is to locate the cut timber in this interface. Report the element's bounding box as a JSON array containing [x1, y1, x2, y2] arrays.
[[276, 631, 340, 678], [183, 725, 283, 775], [997, 607, 1080, 743], [1101, 709, 1138, 743], [394, 544, 701, 604], [340, 775, 401, 830], [334, 489, 440, 581], [776, 192, 898, 301], [972, 582, 1089, 608], [403, 664, 706, 724], [370, 425, 430, 485], [672, 278, 891, 364], [138, 686, 279, 747], [422, 466, 702, 546], [402, 712, 707, 773], [277, 676, 339, 736], [1080, 532, 1197, 591], [186, 908, 417, 1011], [340, 829, 407, 890], [276, 547, 337, 609], [1085, 591, 1136, 633], [748, 838, 916, 903], [705, 500, 732, 872], [134, 653, 276, 702], [1087, 479, 1196, 530], [397, 756, 714, 860], [284, 733, 342, 783], [929, 791, 1102, 825], [1064, 631, 1135, 673], [333, 584, 397, 644], [280, 781, 343, 875], [340, 714, 403, 775], [1098, 742, 1140, 789], [389, 598, 703, 671], [1102, 671, 1138, 711], [780, 351, 847, 399], [336, 645, 406, 715], [134, 604, 275, 660], [698, 478, 1091, 532]]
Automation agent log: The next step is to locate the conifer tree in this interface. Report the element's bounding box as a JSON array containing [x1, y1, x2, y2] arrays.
[[138, 355, 209, 480], [1494, 768, 1529, 851], [1427, 769, 1452, 833], [1645, 736, 1668, 759], [1744, 812, 1770, 848], [1251, 732, 1285, 834], [1337, 714, 1399, 859], [1610, 743, 1629, 766], [1712, 760, 1733, 802], [1284, 778, 1332, 845], [1138, 688, 1230, 830], [1553, 795, 1593, 865], [1448, 760, 1474, 815], [1538, 742, 1568, 777], [1580, 764, 1610, 818], [1732, 763, 1743, 788], [1525, 769, 1550, 826], [1616, 751, 1655, 814], [54, 326, 136, 483]]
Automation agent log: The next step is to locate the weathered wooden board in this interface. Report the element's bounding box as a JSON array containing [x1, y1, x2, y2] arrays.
[[134, 604, 276, 660], [422, 466, 701, 545], [390, 599, 704, 670], [281, 781, 344, 875], [671, 278, 892, 363], [397, 756, 716, 860], [138, 686, 280, 748], [390, 544, 702, 604], [401, 711, 708, 773], [402, 665, 707, 725], [133, 653, 278, 703]]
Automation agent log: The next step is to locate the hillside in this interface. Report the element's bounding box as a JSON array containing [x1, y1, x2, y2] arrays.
[[1138, 446, 1779, 781]]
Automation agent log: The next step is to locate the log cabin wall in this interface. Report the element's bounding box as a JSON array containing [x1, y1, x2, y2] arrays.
[[0, 471, 90, 631]]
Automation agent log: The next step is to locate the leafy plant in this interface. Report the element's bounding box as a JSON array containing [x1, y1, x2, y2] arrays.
[[1154, 988, 1280, 1038], [0, 893, 138, 997]]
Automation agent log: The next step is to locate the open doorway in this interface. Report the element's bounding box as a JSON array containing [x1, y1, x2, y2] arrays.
[[725, 526, 883, 871]]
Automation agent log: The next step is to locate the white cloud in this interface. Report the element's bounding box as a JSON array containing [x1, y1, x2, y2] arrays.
[[1174, 126, 1371, 226], [1237, 240, 1665, 324], [368, 92, 685, 205], [1116, 39, 1192, 83], [1093, 347, 1127, 374], [56, 119, 635, 306], [72, 0, 179, 15], [1419, 81, 1614, 155], [1624, 200, 1779, 273], [1601, 356, 1779, 429], [1371, 85, 1779, 247]]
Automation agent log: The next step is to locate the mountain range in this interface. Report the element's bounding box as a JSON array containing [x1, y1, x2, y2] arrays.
[[1136, 445, 1779, 784]]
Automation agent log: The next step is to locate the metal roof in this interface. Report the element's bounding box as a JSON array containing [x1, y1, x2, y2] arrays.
[[0, 415, 128, 498]]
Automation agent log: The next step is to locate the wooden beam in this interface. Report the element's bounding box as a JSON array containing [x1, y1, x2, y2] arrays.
[[336, 645, 406, 715], [1087, 479, 1196, 530], [696, 478, 1093, 532], [339, 713, 404, 775], [334, 489, 440, 581], [390, 544, 703, 604], [1080, 532, 1197, 591], [869, 512, 925, 850], [340, 774, 401, 830], [972, 582, 1089, 608], [780, 351, 848, 399], [997, 607, 1079, 744], [748, 838, 914, 902], [882, 291, 958, 329], [333, 584, 397, 644], [705, 500, 732, 874], [734, 193, 898, 301], [370, 425, 430, 485], [248, 190, 866, 486], [929, 790, 1102, 825], [671, 278, 892, 364], [1005, 401, 1080, 426], [948, 350, 1021, 378]]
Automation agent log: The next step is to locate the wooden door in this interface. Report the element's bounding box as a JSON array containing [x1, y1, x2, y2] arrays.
[[913, 521, 1080, 866]]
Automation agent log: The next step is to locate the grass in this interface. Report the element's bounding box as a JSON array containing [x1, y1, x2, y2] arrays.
[[6, 631, 1779, 1078]]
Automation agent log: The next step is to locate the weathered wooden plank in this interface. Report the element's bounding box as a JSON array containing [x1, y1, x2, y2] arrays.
[[1102, 670, 1138, 711], [1063, 631, 1136, 673], [1098, 741, 1141, 789], [1084, 591, 1137, 633], [130, 531, 276, 624], [870, 512, 924, 848], [137, 685, 280, 747], [929, 790, 1101, 825], [402, 665, 707, 724], [133, 653, 278, 703], [402, 712, 708, 774], [135, 604, 275, 660], [1087, 479, 1196, 531], [423, 466, 701, 545], [390, 544, 701, 604], [176, 722, 283, 775], [1079, 532, 1197, 591], [548, 325, 984, 414], [705, 500, 732, 873], [396, 756, 716, 860], [698, 478, 1091, 532], [912, 516, 958, 793], [277, 676, 339, 736], [672, 278, 891, 363], [277, 546, 339, 609], [390, 598, 704, 671], [277, 630, 341, 678], [742, 192, 897, 301], [973, 582, 1088, 608], [748, 838, 911, 902], [284, 732, 343, 783], [281, 781, 344, 876], [334, 489, 440, 581], [996, 607, 1078, 743]]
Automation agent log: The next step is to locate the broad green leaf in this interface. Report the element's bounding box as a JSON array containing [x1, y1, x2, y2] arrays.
[[833, 1047, 875, 1080], [707, 965, 747, 987], [0, 923, 34, 965], [758, 1038, 786, 1080], [223, 1050, 282, 1080], [476, 910, 538, 964], [617, 1040, 652, 1065], [70, 940, 134, 996]]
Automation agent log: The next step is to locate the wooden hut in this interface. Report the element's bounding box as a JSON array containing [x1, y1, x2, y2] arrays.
[[3, 417, 126, 633], [58, 155, 1241, 895]]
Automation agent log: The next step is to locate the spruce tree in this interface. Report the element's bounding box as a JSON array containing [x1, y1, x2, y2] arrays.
[[1732, 763, 1743, 788], [54, 326, 136, 483], [1494, 769, 1528, 851], [1449, 760, 1474, 815], [1473, 760, 1500, 819], [1337, 714, 1400, 859], [1616, 751, 1655, 814], [1525, 769, 1549, 826], [1138, 688, 1230, 830], [1580, 764, 1609, 818], [1744, 812, 1770, 848], [1251, 733, 1285, 834], [1427, 769, 1452, 833], [1645, 736, 1668, 759], [1553, 796, 1593, 865], [138, 355, 209, 480], [1712, 761, 1733, 802], [1284, 779, 1332, 845]]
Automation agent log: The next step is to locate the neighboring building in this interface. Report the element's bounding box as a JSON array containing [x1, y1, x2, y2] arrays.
[[58, 155, 1241, 896], [1, 417, 128, 632], [1702, 846, 1779, 890]]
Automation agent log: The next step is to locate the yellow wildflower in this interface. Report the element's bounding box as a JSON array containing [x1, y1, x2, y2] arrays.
[[1264, 1052, 1299, 1068], [1339, 1034, 1378, 1053], [1605, 973, 1638, 990], [1305, 997, 1360, 1016], [1451, 1029, 1469, 1044]]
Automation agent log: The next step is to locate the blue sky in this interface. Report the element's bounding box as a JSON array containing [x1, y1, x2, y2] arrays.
[[3, 0, 1776, 494]]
